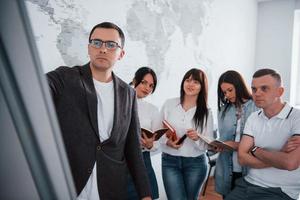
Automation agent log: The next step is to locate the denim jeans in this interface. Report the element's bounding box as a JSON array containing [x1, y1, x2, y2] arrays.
[[162, 153, 208, 200], [225, 178, 295, 200], [127, 152, 159, 199]]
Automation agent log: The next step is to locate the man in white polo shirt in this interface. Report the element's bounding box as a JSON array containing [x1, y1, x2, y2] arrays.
[[225, 69, 300, 200]]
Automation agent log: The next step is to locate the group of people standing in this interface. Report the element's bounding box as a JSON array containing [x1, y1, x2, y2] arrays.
[[128, 66, 300, 200], [47, 21, 300, 200], [128, 67, 213, 200]]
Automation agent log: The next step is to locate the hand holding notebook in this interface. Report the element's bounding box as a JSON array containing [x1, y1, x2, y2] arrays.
[[197, 134, 235, 151], [163, 120, 187, 145]]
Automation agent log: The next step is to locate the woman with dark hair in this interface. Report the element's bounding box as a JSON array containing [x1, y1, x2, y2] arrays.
[[214, 70, 257, 198], [160, 68, 214, 200], [127, 67, 159, 200]]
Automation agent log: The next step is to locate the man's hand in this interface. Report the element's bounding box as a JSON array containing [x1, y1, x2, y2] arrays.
[[281, 135, 300, 153], [255, 145, 300, 170]]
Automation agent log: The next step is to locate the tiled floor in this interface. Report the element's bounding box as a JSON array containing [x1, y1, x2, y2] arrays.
[[199, 177, 222, 200]]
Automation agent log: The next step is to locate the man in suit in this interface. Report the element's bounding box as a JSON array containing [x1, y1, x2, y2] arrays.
[[47, 22, 152, 200]]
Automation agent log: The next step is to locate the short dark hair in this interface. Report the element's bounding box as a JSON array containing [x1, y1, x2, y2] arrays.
[[130, 67, 157, 93], [253, 68, 281, 85], [180, 68, 208, 131], [218, 70, 252, 112], [88, 22, 125, 48]]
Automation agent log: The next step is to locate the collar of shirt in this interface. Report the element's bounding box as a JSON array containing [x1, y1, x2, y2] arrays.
[[260, 102, 292, 120]]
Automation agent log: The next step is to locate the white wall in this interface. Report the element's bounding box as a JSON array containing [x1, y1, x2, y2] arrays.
[[290, 9, 300, 107], [255, 0, 300, 101], [198, 0, 257, 118]]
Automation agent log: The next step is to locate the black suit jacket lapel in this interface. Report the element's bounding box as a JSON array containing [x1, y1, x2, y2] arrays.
[[79, 64, 99, 139]]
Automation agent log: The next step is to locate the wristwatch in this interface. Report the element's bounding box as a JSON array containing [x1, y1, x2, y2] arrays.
[[250, 146, 259, 157]]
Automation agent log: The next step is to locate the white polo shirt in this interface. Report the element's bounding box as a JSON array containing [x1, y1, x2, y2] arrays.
[[160, 97, 214, 157], [243, 103, 300, 199]]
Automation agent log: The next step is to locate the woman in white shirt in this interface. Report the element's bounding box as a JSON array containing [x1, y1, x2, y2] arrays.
[[160, 68, 214, 200], [127, 67, 160, 200]]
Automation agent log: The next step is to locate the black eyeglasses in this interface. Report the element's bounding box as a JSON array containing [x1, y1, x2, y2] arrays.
[[89, 39, 121, 50]]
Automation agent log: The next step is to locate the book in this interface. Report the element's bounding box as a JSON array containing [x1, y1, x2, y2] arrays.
[[141, 127, 169, 141], [198, 134, 235, 151], [162, 120, 175, 133], [176, 134, 187, 145], [162, 120, 187, 145]]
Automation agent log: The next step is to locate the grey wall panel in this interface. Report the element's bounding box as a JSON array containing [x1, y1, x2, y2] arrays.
[[0, 1, 76, 199], [0, 88, 40, 200]]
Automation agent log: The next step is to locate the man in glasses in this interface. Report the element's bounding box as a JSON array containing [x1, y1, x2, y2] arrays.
[[47, 22, 152, 200]]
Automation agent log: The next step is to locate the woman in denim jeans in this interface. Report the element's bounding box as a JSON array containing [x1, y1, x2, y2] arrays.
[[160, 68, 214, 200], [127, 67, 160, 199], [214, 70, 258, 198]]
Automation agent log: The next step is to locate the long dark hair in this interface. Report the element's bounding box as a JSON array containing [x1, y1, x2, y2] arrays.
[[129, 66, 157, 93], [180, 68, 208, 131], [217, 70, 252, 114]]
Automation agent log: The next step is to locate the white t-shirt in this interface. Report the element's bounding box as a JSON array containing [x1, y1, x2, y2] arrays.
[[244, 103, 300, 199], [160, 97, 214, 157], [93, 79, 114, 141], [77, 79, 114, 200], [232, 118, 242, 172]]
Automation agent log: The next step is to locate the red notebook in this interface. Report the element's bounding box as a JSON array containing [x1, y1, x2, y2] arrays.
[[162, 120, 187, 145]]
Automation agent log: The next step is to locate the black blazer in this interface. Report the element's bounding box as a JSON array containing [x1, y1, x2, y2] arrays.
[[47, 63, 151, 199]]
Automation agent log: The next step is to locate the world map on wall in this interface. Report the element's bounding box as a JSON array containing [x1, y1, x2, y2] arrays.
[[25, 0, 213, 83]]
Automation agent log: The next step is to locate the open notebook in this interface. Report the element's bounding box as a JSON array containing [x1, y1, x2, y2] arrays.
[[141, 127, 169, 141], [198, 134, 235, 151]]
